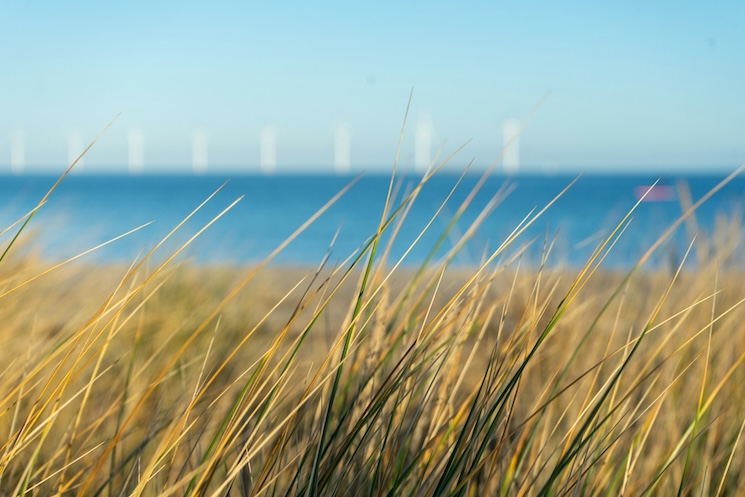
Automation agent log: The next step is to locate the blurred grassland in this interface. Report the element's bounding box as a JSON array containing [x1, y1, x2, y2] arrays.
[[0, 163, 745, 496]]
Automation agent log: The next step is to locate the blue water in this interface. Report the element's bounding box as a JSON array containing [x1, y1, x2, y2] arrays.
[[0, 173, 743, 269]]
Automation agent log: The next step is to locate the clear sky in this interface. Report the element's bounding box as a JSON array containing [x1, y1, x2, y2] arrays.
[[0, 1, 743, 174]]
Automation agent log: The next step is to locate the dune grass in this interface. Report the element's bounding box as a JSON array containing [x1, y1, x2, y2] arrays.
[[1, 141, 745, 496]]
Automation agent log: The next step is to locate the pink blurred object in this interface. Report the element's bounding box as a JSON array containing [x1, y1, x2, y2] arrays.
[[634, 185, 675, 202]]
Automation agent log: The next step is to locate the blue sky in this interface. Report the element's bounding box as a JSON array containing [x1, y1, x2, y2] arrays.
[[0, 1, 743, 173]]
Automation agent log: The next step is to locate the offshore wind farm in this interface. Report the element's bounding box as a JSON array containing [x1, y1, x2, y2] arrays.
[[4, 117, 524, 176]]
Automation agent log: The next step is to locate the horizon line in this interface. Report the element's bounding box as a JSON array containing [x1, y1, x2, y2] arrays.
[[0, 166, 740, 177]]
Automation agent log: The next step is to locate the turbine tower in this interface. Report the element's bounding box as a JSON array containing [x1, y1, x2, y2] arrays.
[[260, 126, 277, 174], [192, 128, 208, 174], [68, 129, 84, 171], [10, 132, 24, 175], [502, 119, 520, 175], [415, 120, 433, 172], [333, 123, 351, 174], [128, 128, 144, 174]]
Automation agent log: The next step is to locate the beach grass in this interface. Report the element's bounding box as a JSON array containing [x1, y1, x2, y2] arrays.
[[1, 150, 745, 496]]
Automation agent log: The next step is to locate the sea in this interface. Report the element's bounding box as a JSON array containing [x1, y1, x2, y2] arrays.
[[0, 172, 743, 270]]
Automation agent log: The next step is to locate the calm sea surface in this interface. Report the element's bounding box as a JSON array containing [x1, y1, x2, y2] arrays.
[[0, 173, 743, 269]]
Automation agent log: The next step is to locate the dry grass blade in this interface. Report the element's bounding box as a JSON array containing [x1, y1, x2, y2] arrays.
[[0, 115, 119, 265]]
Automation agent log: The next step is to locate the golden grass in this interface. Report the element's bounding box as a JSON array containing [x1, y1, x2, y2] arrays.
[[1, 144, 745, 495]]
